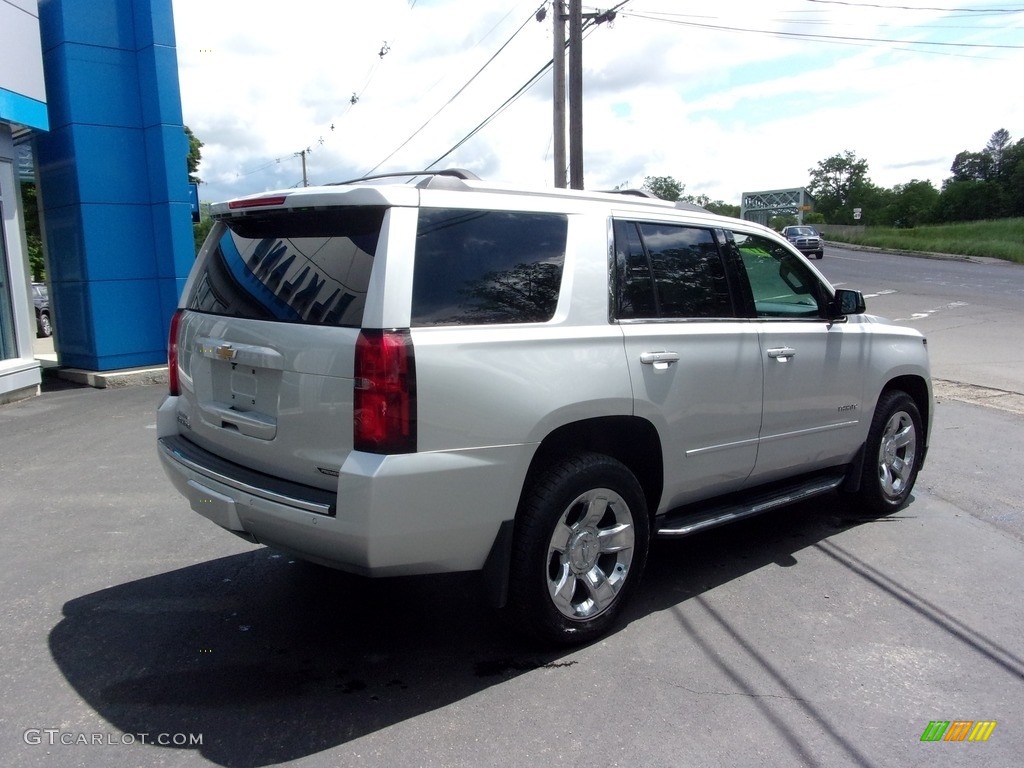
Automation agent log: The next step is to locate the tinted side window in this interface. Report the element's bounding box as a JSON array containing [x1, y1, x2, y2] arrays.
[[614, 221, 734, 319], [411, 209, 567, 326], [187, 207, 385, 327], [613, 220, 656, 319], [731, 232, 825, 318]]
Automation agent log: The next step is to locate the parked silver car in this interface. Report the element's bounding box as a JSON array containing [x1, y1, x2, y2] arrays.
[[158, 171, 931, 645]]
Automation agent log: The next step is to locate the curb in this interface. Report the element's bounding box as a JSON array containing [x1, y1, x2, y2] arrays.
[[825, 241, 1012, 265], [53, 365, 168, 389]]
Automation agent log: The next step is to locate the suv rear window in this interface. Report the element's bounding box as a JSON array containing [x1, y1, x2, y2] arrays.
[[411, 209, 567, 326], [186, 207, 385, 327]]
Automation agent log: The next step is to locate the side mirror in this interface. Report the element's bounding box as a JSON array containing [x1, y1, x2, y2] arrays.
[[829, 288, 866, 318]]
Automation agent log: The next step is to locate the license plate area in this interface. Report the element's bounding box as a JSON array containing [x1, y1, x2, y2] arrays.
[[196, 338, 284, 440]]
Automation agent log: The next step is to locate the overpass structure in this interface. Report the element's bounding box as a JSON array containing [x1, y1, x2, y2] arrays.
[[741, 188, 815, 226]]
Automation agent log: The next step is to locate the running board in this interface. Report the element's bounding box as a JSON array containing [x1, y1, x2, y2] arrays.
[[655, 470, 846, 537]]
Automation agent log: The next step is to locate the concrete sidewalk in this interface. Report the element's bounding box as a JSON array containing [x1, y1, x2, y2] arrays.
[[32, 334, 167, 389]]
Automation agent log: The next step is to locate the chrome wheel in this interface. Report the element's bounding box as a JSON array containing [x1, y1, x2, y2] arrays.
[[853, 390, 923, 514], [507, 452, 649, 645], [546, 488, 636, 621], [877, 409, 917, 502]]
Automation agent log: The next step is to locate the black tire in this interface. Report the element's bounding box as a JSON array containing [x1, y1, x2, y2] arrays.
[[855, 390, 923, 514], [816, 251, 824, 260], [38, 311, 52, 338], [507, 452, 649, 646]]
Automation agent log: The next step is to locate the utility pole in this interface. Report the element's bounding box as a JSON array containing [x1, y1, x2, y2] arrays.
[[549, 2, 620, 190], [552, 3, 566, 188], [295, 148, 310, 187], [568, 0, 584, 189]]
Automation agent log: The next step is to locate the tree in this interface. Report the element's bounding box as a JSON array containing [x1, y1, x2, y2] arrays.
[[880, 180, 939, 227], [934, 180, 1002, 223], [704, 201, 740, 217], [643, 175, 683, 202], [948, 150, 992, 184], [807, 150, 874, 223], [193, 212, 214, 254], [20, 182, 45, 281], [185, 124, 203, 184], [185, 125, 209, 252], [985, 128, 1011, 177], [939, 129, 1024, 220], [1001, 139, 1024, 216]]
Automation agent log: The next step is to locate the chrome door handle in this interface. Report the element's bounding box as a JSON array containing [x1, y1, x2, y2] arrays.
[[640, 351, 680, 368], [767, 347, 797, 360]]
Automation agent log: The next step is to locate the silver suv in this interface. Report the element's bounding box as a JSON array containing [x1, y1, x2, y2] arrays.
[[157, 171, 931, 645]]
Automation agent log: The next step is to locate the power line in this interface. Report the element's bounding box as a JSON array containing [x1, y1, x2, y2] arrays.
[[425, 13, 615, 172], [624, 11, 1024, 50], [232, 2, 420, 184], [425, 59, 552, 170], [804, 0, 1024, 12], [361, 3, 547, 177]]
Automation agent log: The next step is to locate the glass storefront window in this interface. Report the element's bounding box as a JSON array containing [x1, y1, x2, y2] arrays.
[[0, 201, 19, 360]]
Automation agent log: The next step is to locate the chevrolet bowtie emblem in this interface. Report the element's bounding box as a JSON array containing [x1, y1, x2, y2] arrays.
[[216, 344, 236, 360]]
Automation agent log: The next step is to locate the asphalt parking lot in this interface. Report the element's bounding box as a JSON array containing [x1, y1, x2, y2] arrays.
[[1, 377, 1022, 768]]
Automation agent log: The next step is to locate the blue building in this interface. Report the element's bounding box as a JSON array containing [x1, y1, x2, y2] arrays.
[[0, 0, 193, 403]]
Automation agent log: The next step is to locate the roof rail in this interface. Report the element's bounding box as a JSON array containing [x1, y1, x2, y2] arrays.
[[601, 188, 661, 200], [674, 200, 710, 212], [599, 189, 709, 212], [329, 169, 481, 186]]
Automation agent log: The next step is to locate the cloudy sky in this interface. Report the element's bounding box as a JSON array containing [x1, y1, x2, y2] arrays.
[[172, 0, 1024, 206]]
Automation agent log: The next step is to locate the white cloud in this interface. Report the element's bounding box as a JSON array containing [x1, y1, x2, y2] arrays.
[[173, 0, 1024, 206]]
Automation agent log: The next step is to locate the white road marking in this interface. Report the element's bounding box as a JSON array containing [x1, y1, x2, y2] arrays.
[[894, 301, 968, 322]]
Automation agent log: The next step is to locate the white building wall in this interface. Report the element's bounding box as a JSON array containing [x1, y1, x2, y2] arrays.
[[0, 0, 47, 402]]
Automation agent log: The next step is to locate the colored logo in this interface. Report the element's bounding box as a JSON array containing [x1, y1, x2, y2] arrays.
[[920, 720, 997, 742]]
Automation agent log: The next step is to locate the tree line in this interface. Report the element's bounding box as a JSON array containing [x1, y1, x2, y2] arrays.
[[806, 129, 1024, 227], [643, 128, 1023, 229]]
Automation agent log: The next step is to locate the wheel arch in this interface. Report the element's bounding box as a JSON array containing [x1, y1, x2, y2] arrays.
[[880, 374, 931, 453], [482, 415, 663, 609], [844, 374, 931, 494], [523, 415, 664, 519]]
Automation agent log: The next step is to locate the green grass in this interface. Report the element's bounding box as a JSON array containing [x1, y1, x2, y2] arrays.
[[825, 218, 1024, 263]]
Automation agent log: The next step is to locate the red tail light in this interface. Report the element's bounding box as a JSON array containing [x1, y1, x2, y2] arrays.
[[354, 329, 417, 454], [167, 309, 183, 396]]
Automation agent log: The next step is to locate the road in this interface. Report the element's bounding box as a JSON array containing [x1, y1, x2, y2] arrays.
[[816, 246, 1024, 407], [2, 248, 1023, 768]]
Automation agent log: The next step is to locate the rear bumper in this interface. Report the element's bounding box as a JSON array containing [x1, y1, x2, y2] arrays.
[[157, 405, 528, 577], [159, 435, 336, 520]]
